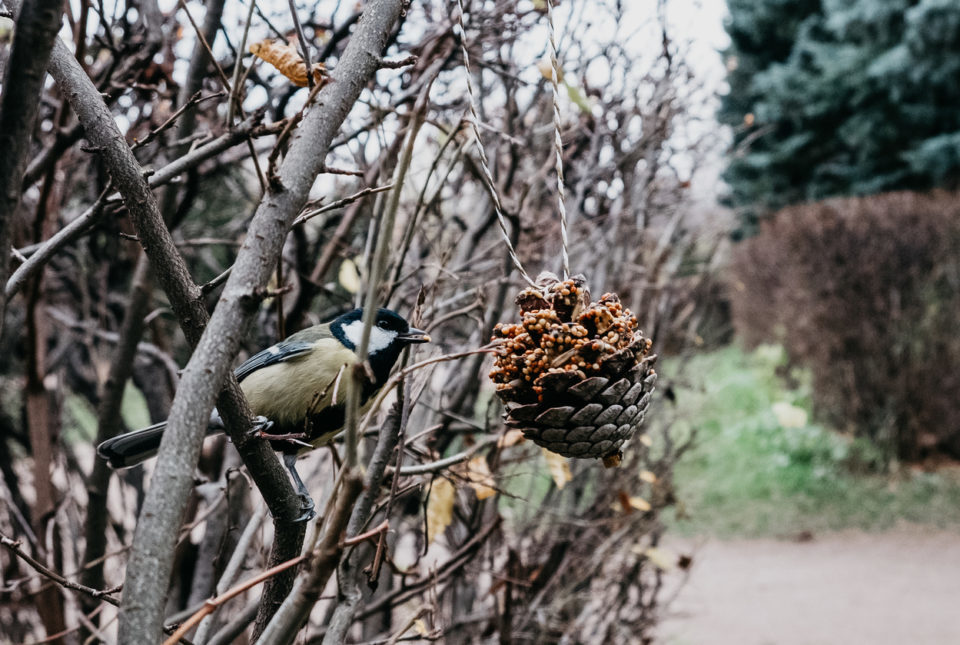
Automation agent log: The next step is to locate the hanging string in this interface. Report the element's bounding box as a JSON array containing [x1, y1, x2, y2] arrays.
[[546, 0, 570, 280], [455, 0, 537, 287]]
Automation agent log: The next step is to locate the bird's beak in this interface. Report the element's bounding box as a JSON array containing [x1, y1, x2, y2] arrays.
[[398, 327, 430, 344]]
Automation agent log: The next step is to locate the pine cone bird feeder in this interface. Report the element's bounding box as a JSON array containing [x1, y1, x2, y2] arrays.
[[490, 272, 657, 462]]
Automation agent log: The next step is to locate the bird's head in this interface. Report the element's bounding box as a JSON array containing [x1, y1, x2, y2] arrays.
[[332, 308, 430, 358]]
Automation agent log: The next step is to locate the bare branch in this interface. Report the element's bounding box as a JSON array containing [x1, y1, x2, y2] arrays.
[[4, 188, 110, 300], [292, 184, 395, 226], [0, 533, 121, 607], [0, 0, 65, 336]]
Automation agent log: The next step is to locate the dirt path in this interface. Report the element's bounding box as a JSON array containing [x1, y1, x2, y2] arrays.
[[657, 526, 960, 645]]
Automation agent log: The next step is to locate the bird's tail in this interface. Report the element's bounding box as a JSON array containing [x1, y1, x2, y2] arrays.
[[97, 422, 169, 468]]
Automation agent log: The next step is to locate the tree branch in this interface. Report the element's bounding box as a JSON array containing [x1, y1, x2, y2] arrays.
[[0, 0, 65, 336], [120, 0, 405, 640]]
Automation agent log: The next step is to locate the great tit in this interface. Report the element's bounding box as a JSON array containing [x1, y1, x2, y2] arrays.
[[97, 308, 429, 518]]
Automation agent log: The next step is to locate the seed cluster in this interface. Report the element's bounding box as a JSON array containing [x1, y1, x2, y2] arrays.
[[490, 273, 652, 404]]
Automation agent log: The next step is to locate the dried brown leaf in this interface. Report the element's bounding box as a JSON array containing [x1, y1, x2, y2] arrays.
[[498, 428, 526, 448], [249, 39, 328, 87]]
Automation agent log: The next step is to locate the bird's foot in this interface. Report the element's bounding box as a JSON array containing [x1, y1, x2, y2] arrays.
[[245, 416, 274, 437], [283, 452, 316, 522], [246, 419, 312, 449], [294, 493, 316, 523]]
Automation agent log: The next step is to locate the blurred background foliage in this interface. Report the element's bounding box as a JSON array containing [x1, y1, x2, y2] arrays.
[[720, 0, 960, 235], [695, 0, 960, 544]]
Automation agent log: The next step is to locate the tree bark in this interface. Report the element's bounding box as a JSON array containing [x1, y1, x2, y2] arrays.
[[0, 0, 64, 336]]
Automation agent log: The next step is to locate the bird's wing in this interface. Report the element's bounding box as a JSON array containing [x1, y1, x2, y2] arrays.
[[234, 325, 336, 382], [234, 338, 314, 382]]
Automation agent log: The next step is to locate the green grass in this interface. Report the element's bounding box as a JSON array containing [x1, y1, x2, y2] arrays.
[[663, 344, 960, 537]]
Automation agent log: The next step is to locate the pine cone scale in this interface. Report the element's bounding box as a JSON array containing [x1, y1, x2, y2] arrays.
[[491, 273, 657, 460]]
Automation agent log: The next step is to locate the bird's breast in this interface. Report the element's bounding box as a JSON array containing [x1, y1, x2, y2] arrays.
[[240, 341, 359, 429]]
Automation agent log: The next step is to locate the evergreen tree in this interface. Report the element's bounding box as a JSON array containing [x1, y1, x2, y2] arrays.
[[721, 0, 960, 234]]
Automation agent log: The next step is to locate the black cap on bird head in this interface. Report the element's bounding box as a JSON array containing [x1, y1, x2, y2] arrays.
[[332, 307, 430, 353]]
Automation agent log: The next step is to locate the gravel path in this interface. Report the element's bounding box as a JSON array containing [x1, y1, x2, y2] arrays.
[[657, 526, 960, 645]]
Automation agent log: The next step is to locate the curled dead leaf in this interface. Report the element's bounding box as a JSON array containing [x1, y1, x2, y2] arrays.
[[249, 39, 328, 88]]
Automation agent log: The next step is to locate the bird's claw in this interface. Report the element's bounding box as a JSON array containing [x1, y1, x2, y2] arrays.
[[294, 494, 316, 523], [246, 416, 274, 438]]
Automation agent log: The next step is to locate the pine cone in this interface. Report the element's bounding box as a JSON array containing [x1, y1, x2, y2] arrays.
[[490, 273, 657, 460]]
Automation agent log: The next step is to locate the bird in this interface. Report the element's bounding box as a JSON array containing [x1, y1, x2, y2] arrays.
[[97, 308, 430, 519]]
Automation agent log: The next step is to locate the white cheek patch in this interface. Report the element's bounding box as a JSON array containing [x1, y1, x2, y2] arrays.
[[369, 327, 397, 354], [342, 320, 397, 354], [343, 320, 364, 349]]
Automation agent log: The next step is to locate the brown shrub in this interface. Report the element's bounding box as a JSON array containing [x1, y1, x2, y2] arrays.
[[730, 191, 960, 460]]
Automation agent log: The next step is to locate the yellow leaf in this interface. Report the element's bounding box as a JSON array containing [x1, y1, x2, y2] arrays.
[[426, 477, 455, 545], [772, 402, 808, 429], [542, 447, 571, 489], [639, 470, 657, 484], [641, 546, 676, 571], [463, 456, 497, 500], [338, 258, 362, 294], [628, 496, 651, 512], [414, 619, 429, 636], [249, 39, 328, 87]]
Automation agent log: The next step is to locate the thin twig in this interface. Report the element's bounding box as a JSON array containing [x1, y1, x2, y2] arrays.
[[292, 184, 395, 226], [5, 187, 111, 299], [177, 0, 232, 90], [379, 54, 418, 69], [132, 91, 225, 151], [356, 345, 499, 439], [227, 0, 258, 124], [342, 519, 389, 547], [193, 502, 268, 644], [0, 533, 121, 607], [389, 435, 500, 476], [286, 0, 314, 89], [162, 552, 311, 645]]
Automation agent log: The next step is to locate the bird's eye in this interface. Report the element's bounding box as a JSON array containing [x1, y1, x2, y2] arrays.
[[377, 320, 389, 329]]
